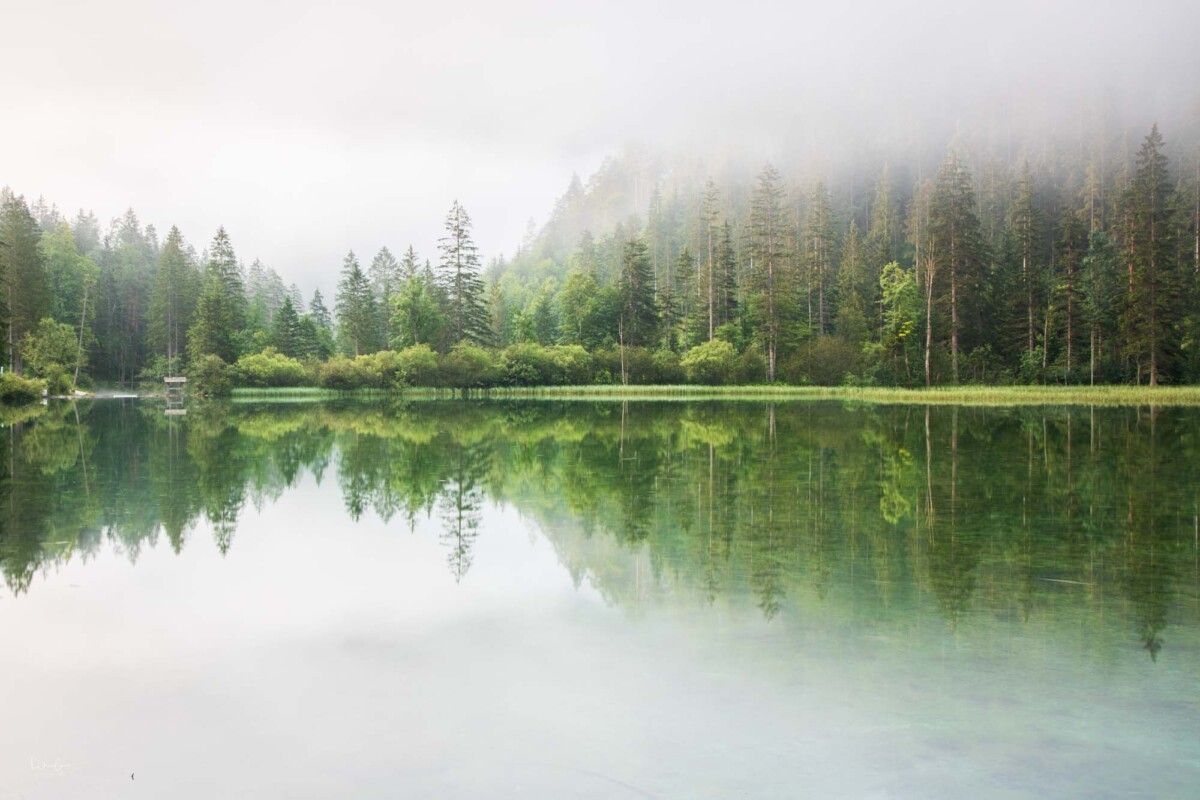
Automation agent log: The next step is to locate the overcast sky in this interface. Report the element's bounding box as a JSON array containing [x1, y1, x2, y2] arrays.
[[3, 0, 1198, 293]]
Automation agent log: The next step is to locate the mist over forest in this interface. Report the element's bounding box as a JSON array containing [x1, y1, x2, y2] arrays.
[[3, 1, 1200, 391]]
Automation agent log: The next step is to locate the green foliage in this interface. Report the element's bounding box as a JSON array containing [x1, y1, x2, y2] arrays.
[[189, 354, 233, 396], [0, 371, 46, 404], [784, 336, 862, 386], [234, 348, 312, 387], [390, 275, 445, 349], [0, 194, 50, 372], [681, 339, 738, 384], [335, 251, 381, 356], [20, 317, 81, 386], [440, 343, 501, 389]]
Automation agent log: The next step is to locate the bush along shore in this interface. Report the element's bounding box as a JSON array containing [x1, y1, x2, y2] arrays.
[[179, 344, 1200, 407]]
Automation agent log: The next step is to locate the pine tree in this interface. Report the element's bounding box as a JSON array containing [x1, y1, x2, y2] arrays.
[[805, 181, 836, 335], [700, 180, 720, 340], [1120, 125, 1178, 385], [1081, 230, 1119, 384], [309, 289, 332, 332], [270, 296, 304, 358], [616, 236, 657, 383], [747, 165, 790, 381], [929, 151, 985, 383], [437, 200, 490, 345], [865, 165, 898, 336], [836, 220, 869, 346], [399, 245, 420, 280], [0, 193, 50, 372], [148, 226, 197, 373], [667, 245, 694, 349], [715, 221, 739, 330], [1009, 161, 1041, 355], [187, 227, 245, 364], [369, 247, 400, 301], [335, 251, 379, 356], [1056, 213, 1087, 378]]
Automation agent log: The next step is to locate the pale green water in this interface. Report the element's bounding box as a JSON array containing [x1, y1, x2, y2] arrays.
[[1, 399, 1197, 798]]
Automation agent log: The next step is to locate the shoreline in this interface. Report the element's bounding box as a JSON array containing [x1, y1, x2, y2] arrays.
[[211, 384, 1200, 407]]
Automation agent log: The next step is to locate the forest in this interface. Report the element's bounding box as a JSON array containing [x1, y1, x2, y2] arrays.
[[2, 123, 1199, 398]]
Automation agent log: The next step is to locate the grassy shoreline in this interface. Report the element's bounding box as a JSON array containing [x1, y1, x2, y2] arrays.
[[227, 384, 1200, 406]]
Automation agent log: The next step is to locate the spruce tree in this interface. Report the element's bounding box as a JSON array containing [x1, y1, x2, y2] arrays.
[[700, 180, 720, 340], [805, 181, 836, 334], [616, 236, 657, 382], [148, 226, 197, 373], [437, 200, 490, 345], [1080, 230, 1119, 384], [1120, 125, 1178, 385], [747, 165, 790, 381], [309, 289, 332, 332], [270, 295, 304, 358], [187, 227, 245, 364], [335, 251, 379, 356], [929, 151, 985, 383], [836, 220, 869, 346]]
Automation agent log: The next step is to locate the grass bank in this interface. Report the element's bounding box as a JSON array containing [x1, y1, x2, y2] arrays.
[[228, 384, 1200, 406]]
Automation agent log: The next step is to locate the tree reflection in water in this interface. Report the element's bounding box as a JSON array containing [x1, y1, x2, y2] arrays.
[[1, 397, 1196, 660]]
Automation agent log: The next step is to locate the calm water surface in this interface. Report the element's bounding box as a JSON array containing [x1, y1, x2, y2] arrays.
[[0, 399, 1197, 798]]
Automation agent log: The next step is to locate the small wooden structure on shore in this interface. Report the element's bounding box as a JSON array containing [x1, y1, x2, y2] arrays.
[[164, 376, 187, 413]]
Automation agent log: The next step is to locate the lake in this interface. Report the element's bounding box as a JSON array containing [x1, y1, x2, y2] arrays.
[[1, 398, 1197, 798]]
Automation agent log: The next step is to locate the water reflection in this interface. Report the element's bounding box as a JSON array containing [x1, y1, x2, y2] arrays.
[[2, 398, 1197, 660]]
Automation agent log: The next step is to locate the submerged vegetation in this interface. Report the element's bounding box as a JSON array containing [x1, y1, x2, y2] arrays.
[[3, 123, 1200, 401], [1, 399, 1196, 661]]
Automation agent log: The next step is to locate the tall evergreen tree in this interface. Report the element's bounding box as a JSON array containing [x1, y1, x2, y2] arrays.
[[148, 226, 197, 373], [836, 220, 869, 346], [1120, 125, 1178, 385], [335, 251, 379, 356], [187, 227, 246, 364], [616, 236, 657, 383], [437, 200, 490, 345], [1081, 229, 1120, 384], [805, 181, 836, 335], [1009, 161, 1041, 355], [747, 165, 790, 381], [270, 295, 304, 358], [309, 289, 332, 332], [929, 151, 985, 383], [700, 180, 720, 340]]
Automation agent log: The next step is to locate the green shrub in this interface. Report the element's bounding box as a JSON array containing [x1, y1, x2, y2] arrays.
[[680, 340, 737, 384], [0, 372, 46, 404], [593, 346, 658, 384], [317, 356, 371, 390], [782, 337, 861, 385], [502, 343, 560, 386], [189, 354, 232, 396], [651, 349, 684, 383], [440, 344, 502, 389], [734, 348, 767, 383], [396, 344, 439, 386], [234, 348, 312, 387], [548, 345, 593, 384], [41, 364, 74, 395]]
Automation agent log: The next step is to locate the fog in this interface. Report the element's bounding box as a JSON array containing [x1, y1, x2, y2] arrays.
[[2, 0, 1198, 292]]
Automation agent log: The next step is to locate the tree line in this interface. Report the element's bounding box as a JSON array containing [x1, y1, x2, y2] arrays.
[[2, 123, 1198, 393]]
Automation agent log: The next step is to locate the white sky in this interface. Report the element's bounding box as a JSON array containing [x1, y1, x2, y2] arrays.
[[2, 0, 1198, 294]]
